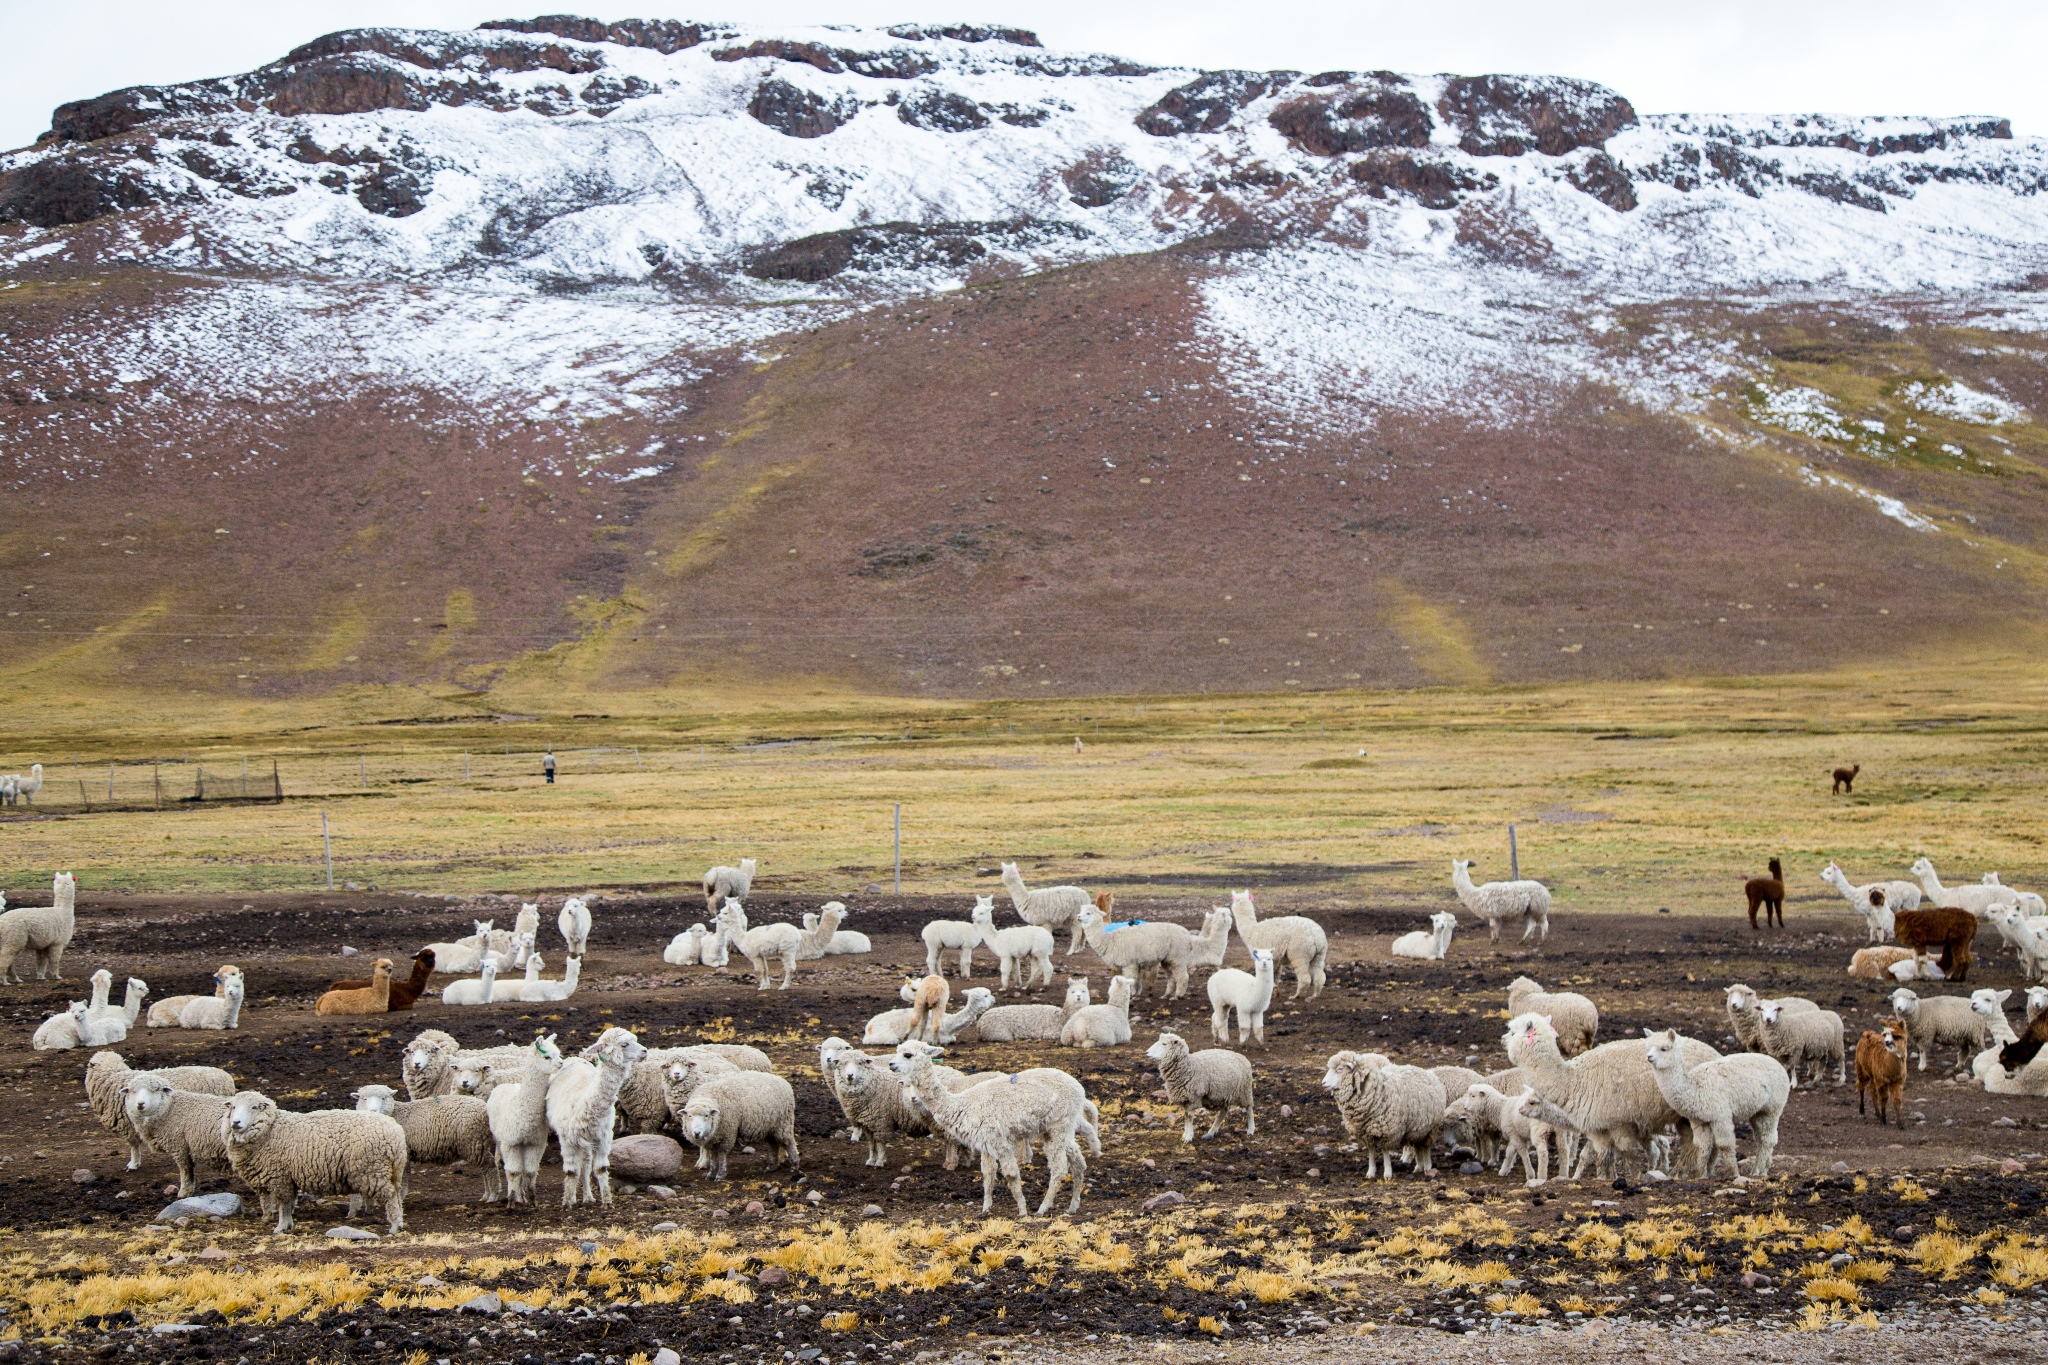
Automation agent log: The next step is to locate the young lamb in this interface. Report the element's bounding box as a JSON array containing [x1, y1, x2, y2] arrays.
[[1723, 984, 1818, 1053], [1074, 903, 1193, 999], [545, 1026, 647, 1205], [921, 911, 984, 980], [1856, 1019, 1909, 1124], [999, 862, 1092, 957], [971, 896, 1056, 991], [1505, 976, 1598, 1056], [1207, 948, 1276, 1047], [84, 1051, 235, 1171], [1743, 858, 1786, 930], [219, 1091, 408, 1234], [0, 870, 77, 984], [558, 896, 592, 956], [1642, 1027, 1789, 1178], [864, 985, 993, 1047], [1186, 907, 1234, 971], [122, 1076, 236, 1197], [1430, 1066, 1492, 1165], [1821, 863, 1913, 941], [1226, 891, 1328, 999], [1444, 1082, 1522, 1179], [485, 1035, 564, 1204], [33, 969, 114, 1050], [1321, 1051, 1446, 1179], [1757, 1000, 1846, 1087], [679, 1071, 799, 1180], [316, 959, 392, 1015], [1449, 859, 1551, 944], [1392, 912, 1457, 962], [703, 858, 757, 914], [720, 902, 842, 990], [972, 977, 1091, 1043], [1061, 973, 1135, 1048], [803, 906, 872, 955], [1849, 946, 1918, 979], [889, 1040, 1091, 1216], [352, 1084, 503, 1203], [1887, 988, 1988, 1072], [1504, 1012, 1719, 1180], [1146, 1032, 1254, 1142]]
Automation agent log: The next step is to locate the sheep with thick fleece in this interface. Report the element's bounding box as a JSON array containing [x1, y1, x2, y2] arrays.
[[1888, 988, 1989, 1072], [1758, 1001, 1846, 1087], [34, 969, 114, 1050], [1060, 973, 1135, 1048], [546, 1026, 646, 1205], [1505, 976, 1598, 1056], [1450, 859, 1551, 943], [610, 1042, 774, 1136], [971, 977, 1090, 1043], [971, 896, 1055, 991], [703, 858, 756, 913], [85, 1051, 233, 1171], [122, 1077, 235, 1197], [1393, 912, 1457, 962], [219, 1091, 408, 1234], [1723, 984, 1818, 1053], [832, 1052, 935, 1167], [1074, 904, 1193, 999], [1146, 1032, 1254, 1142], [1321, 1051, 1447, 1179], [1504, 1012, 1718, 1179], [1208, 948, 1276, 1047], [804, 905, 871, 955], [1428, 1065, 1490, 1162], [889, 1041, 1091, 1216], [352, 1084, 502, 1202], [864, 986, 995, 1047], [1000, 862, 1092, 957], [402, 1028, 532, 1100], [1227, 891, 1328, 1000], [679, 1071, 799, 1180], [1821, 862, 1913, 941], [660, 1056, 742, 1157], [1643, 1028, 1789, 1178], [1911, 858, 2017, 916], [0, 870, 76, 984], [484, 1035, 563, 1204]]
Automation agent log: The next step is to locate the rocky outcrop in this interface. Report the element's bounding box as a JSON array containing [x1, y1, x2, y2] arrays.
[[1269, 75, 1433, 156], [1350, 152, 1495, 210], [885, 24, 1042, 47], [897, 89, 989, 132], [1437, 74, 1636, 157], [477, 16, 712, 54], [1137, 71, 1295, 136], [0, 155, 177, 227], [50, 82, 241, 144], [1566, 150, 1637, 212], [715, 39, 937, 80], [1063, 153, 1143, 207], [745, 220, 1085, 282], [748, 79, 868, 138]]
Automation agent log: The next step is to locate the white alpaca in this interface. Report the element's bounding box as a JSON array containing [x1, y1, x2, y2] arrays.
[[921, 910, 984, 980], [1910, 858, 2017, 916], [557, 897, 591, 956], [441, 960, 501, 1006], [1226, 891, 1327, 1000], [1392, 912, 1456, 961], [999, 862, 1092, 956], [545, 1026, 646, 1205], [1819, 862, 1908, 942], [1207, 948, 1276, 1046], [970, 896, 1055, 991], [1450, 859, 1551, 942], [0, 764, 43, 806]]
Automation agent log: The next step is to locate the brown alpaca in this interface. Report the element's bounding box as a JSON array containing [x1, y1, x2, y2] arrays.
[[1094, 890, 1115, 919], [329, 948, 436, 1011], [904, 973, 950, 1043], [316, 958, 392, 1016], [1832, 763, 1860, 794], [1855, 1017, 1907, 1125], [1998, 1007, 2048, 1072], [1743, 857, 1786, 930], [1894, 907, 1976, 981]]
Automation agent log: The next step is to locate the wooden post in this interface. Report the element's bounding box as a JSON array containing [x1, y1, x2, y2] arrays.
[[241, 756, 248, 798], [322, 811, 333, 890], [359, 755, 367, 789], [634, 746, 642, 769], [78, 777, 89, 810], [894, 803, 902, 895], [464, 751, 470, 780], [195, 768, 205, 801], [272, 758, 282, 803], [1509, 825, 1519, 882], [153, 764, 161, 810], [107, 765, 114, 800]]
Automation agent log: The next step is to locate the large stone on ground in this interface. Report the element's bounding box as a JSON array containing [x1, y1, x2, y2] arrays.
[[157, 1192, 241, 1221], [610, 1134, 684, 1182]]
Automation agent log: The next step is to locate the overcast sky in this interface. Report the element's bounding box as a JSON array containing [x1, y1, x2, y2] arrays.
[[7, 1, 2046, 151]]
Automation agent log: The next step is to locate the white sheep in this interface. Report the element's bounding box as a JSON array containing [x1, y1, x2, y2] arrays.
[[971, 896, 1055, 991], [0, 870, 76, 984], [1820, 862, 1911, 941], [1758, 1000, 1846, 1087], [972, 977, 1091, 1043], [558, 896, 592, 956], [889, 1040, 1091, 1216], [1074, 905, 1193, 999], [1392, 912, 1457, 961], [1910, 858, 2018, 916], [545, 1026, 646, 1205], [219, 1092, 408, 1234], [352, 1084, 503, 1202], [720, 902, 842, 990], [484, 1034, 564, 1204], [401, 1028, 533, 1100], [1506, 976, 1598, 1056], [612, 1042, 774, 1136], [84, 1051, 234, 1171], [1642, 1027, 1789, 1178], [864, 986, 995, 1047], [999, 862, 1092, 957], [703, 857, 757, 913], [2028, 985, 2048, 1023], [803, 904, 871, 955], [679, 1071, 799, 1179], [921, 909, 984, 980], [1321, 1051, 1446, 1179], [1503, 1012, 1718, 1179], [1888, 988, 1989, 1072], [1207, 948, 1276, 1047], [661, 1056, 742, 1160], [831, 1052, 934, 1167], [1723, 984, 1818, 1053], [33, 968, 115, 1050], [122, 1076, 236, 1197], [1146, 1032, 1254, 1142], [1060, 973, 1135, 1048], [1226, 891, 1327, 999], [1450, 858, 1551, 943]]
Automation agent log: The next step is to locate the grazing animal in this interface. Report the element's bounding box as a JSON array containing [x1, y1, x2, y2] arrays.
[[34, 968, 114, 1050], [0, 764, 43, 805], [719, 902, 842, 989], [1888, 987, 1991, 1072], [971, 977, 1091, 1043], [329, 949, 435, 1011], [865, 984, 993, 1047], [1723, 984, 1818, 1053], [999, 862, 1092, 957], [703, 858, 756, 914], [219, 1092, 408, 1235], [0, 870, 77, 983], [678, 1072, 800, 1180], [1060, 973, 1135, 1048], [122, 1077, 236, 1197], [316, 959, 392, 1016], [1504, 1012, 1718, 1180], [1449, 859, 1551, 943], [1642, 1027, 1789, 1178], [1743, 857, 1786, 930], [1855, 1018, 1908, 1125], [1832, 763, 1859, 794], [1758, 1000, 1846, 1087], [1226, 890, 1328, 999], [888, 1040, 1092, 1217], [1893, 905, 1978, 981], [84, 1051, 235, 1172], [352, 1084, 503, 1203], [1207, 948, 1276, 1046], [1392, 912, 1457, 961]]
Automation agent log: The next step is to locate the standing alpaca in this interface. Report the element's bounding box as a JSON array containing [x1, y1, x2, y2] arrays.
[[1909, 858, 2018, 917], [1832, 763, 1860, 794], [0, 871, 77, 984], [1820, 862, 1913, 942], [1207, 948, 1276, 1046], [557, 897, 592, 956], [999, 862, 1092, 956], [1894, 905, 1978, 981], [719, 903, 842, 990], [1073, 903, 1194, 999], [1855, 1018, 1908, 1125], [1226, 891, 1327, 1000], [485, 1035, 564, 1204], [545, 1026, 647, 1206], [1642, 1027, 1789, 1178], [703, 858, 756, 914], [904, 974, 951, 1044], [0, 764, 43, 806], [970, 897, 1055, 991], [1449, 860, 1551, 943], [1743, 858, 1786, 930]]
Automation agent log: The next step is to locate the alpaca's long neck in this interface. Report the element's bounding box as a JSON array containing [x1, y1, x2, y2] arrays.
[[909, 1067, 974, 1133], [1919, 868, 1945, 895], [1649, 1057, 1698, 1107], [1003, 874, 1028, 910], [89, 976, 111, 1010], [223, 990, 243, 1028], [517, 1065, 553, 1122]]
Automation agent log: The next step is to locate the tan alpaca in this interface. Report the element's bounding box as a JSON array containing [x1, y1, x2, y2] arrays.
[[316, 959, 392, 1016], [904, 974, 951, 1044]]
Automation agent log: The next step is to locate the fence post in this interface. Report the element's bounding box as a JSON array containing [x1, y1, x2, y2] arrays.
[[78, 777, 89, 810], [154, 764, 161, 811], [272, 758, 282, 803], [195, 768, 205, 801], [894, 803, 902, 895], [107, 765, 114, 800], [634, 746, 642, 769], [322, 810, 333, 890], [359, 755, 367, 789], [241, 756, 248, 798], [1509, 824, 1519, 882]]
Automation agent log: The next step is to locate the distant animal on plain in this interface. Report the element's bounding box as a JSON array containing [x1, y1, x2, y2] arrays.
[[1744, 857, 1786, 930], [1832, 763, 1860, 794]]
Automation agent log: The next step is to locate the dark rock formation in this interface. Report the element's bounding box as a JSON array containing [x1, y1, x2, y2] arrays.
[[1268, 74, 1432, 155], [748, 79, 867, 138], [1063, 154, 1142, 207], [1350, 152, 1496, 210], [745, 220, 1085, 282], [1437, 74, 1636, 157], [1566, 150, 1637, 211], [885, 24, 1042, 47], [897, 90, 989, 132], [0, 156, 174, 227], [477, 16, 711, 54], [1137, 70, 1296, 136]]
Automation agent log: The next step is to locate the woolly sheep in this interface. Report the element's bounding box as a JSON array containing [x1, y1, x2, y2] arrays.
[[1642, 1027, 1789, 1178], [864, 986, 995, 1047], [1504, 1012, 1718, 1180], [1910, 858, 2017, 916], [1000, 862, 1092, 957], [401, 1028, 532, 1100], [611, 1042, 775, 1136], [84, 1051, 235, 1171], [660, 1056, 743, 1159], [1723, 984, 1818, 1053], [971, 977, 1091, 1043], [832, 1052, 934, 1167], [219, 1091, 408, 1234], [1226, 891, 1327, 1000], [352, 1084, 503, 1202], [1060, 973, 1135, 1048], [719, 902, 842, 990], [889, 1040, 1090, 1216], [1322, 1051, 1446, 1179], [1392, 912, 1457, 962], [1505, 976, 1598, 1056], [558, 896, 592, 956], [485, 1034, 564, 1204], [1074, 903, 1193, 999], [1758, 1000, 1846, 1088], [33, 968, 115, 1050], [546, 1026, 647, 1205], [1207, 948, 1276, 1047], [922, 909, 984, 980], [1146, 1032, 1254, 1142], [0, 870, 76, 984], [703, 857, 756, 914], [1450, 859, 1550, 943], [122, 1076, 236, 1197], [1887, 988, 1988, 1072], [971, 896, 1055, 991], [679, 1071, 799, 1180], [1820, 862, 1911, 942], [803, 905, 871, 955]]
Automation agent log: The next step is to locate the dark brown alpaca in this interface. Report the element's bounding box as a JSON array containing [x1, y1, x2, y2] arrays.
[[1743, 857, 1786, 929], [1832, 763, 1860, 794], [1894, 907, 1977, 981], [1855, 1017, 1907, 1126], [329, 947, 436, 1011], [1998, 1008, 2048, 1073]]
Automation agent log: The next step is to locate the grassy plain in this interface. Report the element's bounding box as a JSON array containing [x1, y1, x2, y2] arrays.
[[3, 658, 2046, 906]]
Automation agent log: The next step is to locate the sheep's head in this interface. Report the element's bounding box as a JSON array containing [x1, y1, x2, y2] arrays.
[[1759, 1000, 1783, 1025], [818, 1036, 852, 1071], [2029, 986, 2048, 1020], [681, 1099, 721, 1144], [122, 1075, 175, 1125], [1146, 1032, 1187, 1064], [452, 1061, 492, 1096], [1888, 987, 1918, 1014], [221, 1092, 278, 1144], [1321, 1050, 1360, 1092], [1642, 1027, 1683, 1071], [664, 1060, 692, 1090], [352, 1085, 398, 1115], [971, 895, 995, 924], [1725, 983, 1756, 1011]]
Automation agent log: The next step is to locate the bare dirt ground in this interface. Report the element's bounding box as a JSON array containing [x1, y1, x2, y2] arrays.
[[1, 886, 2044, 1363]]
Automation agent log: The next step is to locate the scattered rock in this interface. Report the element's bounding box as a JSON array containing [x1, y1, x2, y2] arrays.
[[1894, 1225, 1917, 1241], [458, 1292, 502, 1316], [157, 1192, 241, 1222], [504, 1298, 539, 1316], [805, 1189, 824, 1205], [1458, 1161, 1484, 1175], [417, 1274, 448, 1288], [606, 1132, 683, 1183], [1999, 1158, 2026, 1175], [654, 1350, 683, 1365], [71, 1168, 94, 1184], [579, 1241, 598, 1255], [340, 945, 359, 957], [1993, 1116, 2020, 1128], [1741, 1271, 1772, 1289], [1305, 1167, 1321, 1180], [756, 1266, 788, 1286], [650, 1222, 678, 1234], [1644, 1169, 1669, 1182], [647, 1184, 676, 1200], [1278, 1104, 1293, 1118], [1828, 1252, 1852, 1268], [196, 1247, 231, 1260], [1143, 1191, 1187, 1212], [862, 1204, 884, 1217], [325, 1226, 378, 1241]]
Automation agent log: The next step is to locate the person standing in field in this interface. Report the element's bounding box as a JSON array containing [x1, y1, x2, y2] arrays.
[[543, 750, 556, 784]]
